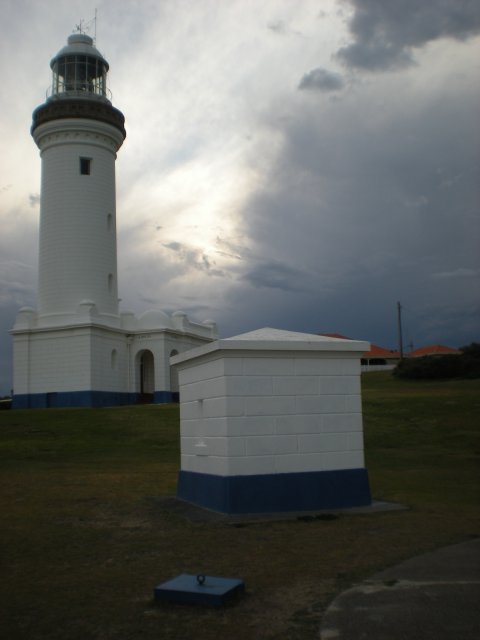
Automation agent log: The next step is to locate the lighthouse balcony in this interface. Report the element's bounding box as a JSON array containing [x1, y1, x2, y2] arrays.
[[46, 83, 113, 103], [31, 97, 126, 140]]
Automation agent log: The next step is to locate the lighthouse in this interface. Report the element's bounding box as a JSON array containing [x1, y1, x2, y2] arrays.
[[34, 32, 125, 326], [11, 31, 217, 408]]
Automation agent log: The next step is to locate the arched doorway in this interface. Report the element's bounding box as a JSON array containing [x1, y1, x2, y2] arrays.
[[170, 349, 179, 403], [136, 349, 155, 403]]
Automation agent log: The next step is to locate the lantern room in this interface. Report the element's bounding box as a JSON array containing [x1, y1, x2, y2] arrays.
[[49, 33, 110, 101]]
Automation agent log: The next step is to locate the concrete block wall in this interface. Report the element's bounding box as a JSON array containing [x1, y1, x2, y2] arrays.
[[173, 330, 369, 479], [11, 333, 30, 394], [164, 331, 218, 392], [11, 318, 216, 406], [90, 328, 129, 392], [34, 120, 123, 320], [13, 328, 92, 393], [12, 325, 129, 396]]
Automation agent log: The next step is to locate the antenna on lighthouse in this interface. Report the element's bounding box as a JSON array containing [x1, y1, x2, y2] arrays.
[[74, 19, 84, 34], [73, 10, 98, 43]]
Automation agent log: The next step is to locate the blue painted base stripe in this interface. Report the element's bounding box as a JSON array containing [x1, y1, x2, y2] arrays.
[[177, 468, 371, 514], [12, 390, 177, 409], [154, 391, 178, 403]]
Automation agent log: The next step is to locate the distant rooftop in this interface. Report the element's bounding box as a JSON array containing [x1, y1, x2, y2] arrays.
[[409, 344, 460, 357]]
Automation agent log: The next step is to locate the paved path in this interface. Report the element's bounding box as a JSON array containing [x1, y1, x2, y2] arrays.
[[320, 538, 480, 639]]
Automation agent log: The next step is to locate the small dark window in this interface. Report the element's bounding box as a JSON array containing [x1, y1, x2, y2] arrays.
[[80, 157, 91, 175]]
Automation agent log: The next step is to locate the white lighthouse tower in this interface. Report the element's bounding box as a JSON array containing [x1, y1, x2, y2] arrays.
[[34, 32, 125, 328], [11, 32, 217, 408]]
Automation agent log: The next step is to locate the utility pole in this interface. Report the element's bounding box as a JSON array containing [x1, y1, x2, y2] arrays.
[[397, 301, 404, 359]]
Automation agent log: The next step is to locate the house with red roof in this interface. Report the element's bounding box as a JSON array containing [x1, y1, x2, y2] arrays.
[[318, 334, 461, 370], [409, 345, 460, 357], [362, 343, 401, 370], [318, 334, 400, 371]]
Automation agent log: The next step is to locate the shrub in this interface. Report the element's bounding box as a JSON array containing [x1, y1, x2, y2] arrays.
[[460, 342, 480, 358], [393, 343, 480, 379]]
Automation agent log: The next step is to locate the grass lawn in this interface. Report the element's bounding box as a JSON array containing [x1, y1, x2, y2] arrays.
[[1, 373, 479, 639]]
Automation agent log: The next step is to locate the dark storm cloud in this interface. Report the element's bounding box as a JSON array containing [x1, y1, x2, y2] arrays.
[[337, 0, 480, 71], [162, 241, 225, 277], [298, 68, 345, 92], [231, 65, 480, 349], [243, 260, 313, 292], [430, 268, 479, 280]]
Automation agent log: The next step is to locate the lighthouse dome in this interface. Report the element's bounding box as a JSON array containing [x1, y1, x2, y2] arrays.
[[51, 33, 109, 71], [48, 32, 110, 101]]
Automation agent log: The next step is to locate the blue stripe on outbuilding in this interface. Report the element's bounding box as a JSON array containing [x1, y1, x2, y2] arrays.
[[177, 468, 371, 514]]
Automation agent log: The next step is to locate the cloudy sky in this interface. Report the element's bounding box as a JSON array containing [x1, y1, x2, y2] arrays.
[[1, 0, 479, 394]]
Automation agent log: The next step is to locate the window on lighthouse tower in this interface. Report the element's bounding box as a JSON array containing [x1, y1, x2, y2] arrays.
[[80, 157, 91, 175]]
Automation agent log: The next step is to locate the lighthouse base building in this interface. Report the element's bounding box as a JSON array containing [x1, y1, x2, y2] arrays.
[[11, 32, 217, 409], [12, 308, 217, 409]]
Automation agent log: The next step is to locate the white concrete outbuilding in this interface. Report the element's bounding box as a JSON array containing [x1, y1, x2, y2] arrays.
[[172, 328, 372, 514]]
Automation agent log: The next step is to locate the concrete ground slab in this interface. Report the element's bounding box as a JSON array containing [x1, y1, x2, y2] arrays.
[[320, 538, 480, 640], [148, 496, 406, 525]]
